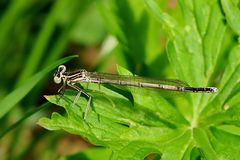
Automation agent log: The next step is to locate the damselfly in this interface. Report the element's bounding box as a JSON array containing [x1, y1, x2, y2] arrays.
[[53, 65, 217, 119]]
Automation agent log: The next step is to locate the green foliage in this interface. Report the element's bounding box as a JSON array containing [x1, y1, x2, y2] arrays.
[[221, 0, 240, 36], [97, 0, 164, 74], [15, 0, 93, 87], [70, 4, 106, 46], [39, 0, 240, 159], [0, 56, 76, 118], [0, 102, 50, 138], [0, 0, 235, 159]]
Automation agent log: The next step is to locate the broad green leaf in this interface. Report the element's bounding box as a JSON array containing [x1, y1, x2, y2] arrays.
[[146, 0, 205, 86], [39, 65, 217, 159], [117, 65, 189, 126], [145, 0, 226, 98], [146, 0, 227, 115], [39, 88, 190, 160], [39, 0, 240, 159], [0, 55, 76, 118]]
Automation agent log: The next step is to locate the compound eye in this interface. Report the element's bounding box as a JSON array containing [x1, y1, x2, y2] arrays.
[[58, 65, 66, 73], [54, 76, 61, 84]]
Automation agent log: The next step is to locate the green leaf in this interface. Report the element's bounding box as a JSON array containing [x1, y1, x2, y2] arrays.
[[39, 0, 240, 159], [227, 92, 240, 107], [193, 128, 218, 159], [200, 46, 240, 117], [209, 127, 240, 159], [146, 0, 228, 116], [0, 55, 76, 118], [117, 64, 133, 76], [201, 0, 226, 77], [221, 0, 240, 35], [39, 87, 191, 160], [146, 0, 197, 84], [98, 0, 163, 73], [16, 0, 89, 87], [15, 0, 68, 87], [199, 104, 240, 127], [146, 0, 226, 87], [192, 0, 211, 37], [217, 124, 240, 136], [117, 64, 189, 126]]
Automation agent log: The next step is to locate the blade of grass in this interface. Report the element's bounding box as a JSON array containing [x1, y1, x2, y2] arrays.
[[0, 0, 31, 57], [21, 1, 93, 106], [43, 0, 93, 66], [0, 55, 77, 119], [15, 0, 69, 87], [96, 1, 126, 45], [0, 102, 50, 139]]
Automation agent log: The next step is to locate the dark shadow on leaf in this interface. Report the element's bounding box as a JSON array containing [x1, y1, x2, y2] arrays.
[[190, 147, 205, 160], [144, 152, 162, 160], [102, 84, 134, 104], [115, 122, 130, 128]]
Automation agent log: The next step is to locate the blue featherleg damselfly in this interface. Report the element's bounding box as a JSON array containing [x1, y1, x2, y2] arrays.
[[53, 65, 217, 119]]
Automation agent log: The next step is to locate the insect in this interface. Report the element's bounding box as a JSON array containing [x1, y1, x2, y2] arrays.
[[53, 65, 217, 119]]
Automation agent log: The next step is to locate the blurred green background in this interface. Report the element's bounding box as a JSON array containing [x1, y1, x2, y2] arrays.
[[0, 0, 238, 159]]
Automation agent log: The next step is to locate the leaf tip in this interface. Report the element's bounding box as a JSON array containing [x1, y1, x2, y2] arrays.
[[116, 65, 132, 75]]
